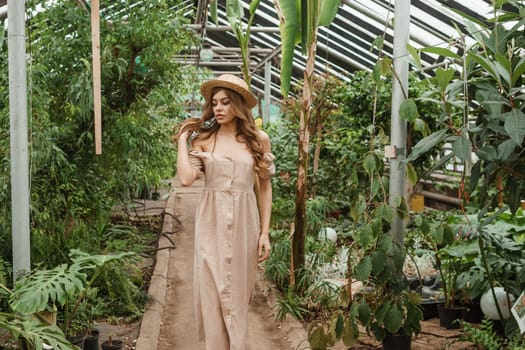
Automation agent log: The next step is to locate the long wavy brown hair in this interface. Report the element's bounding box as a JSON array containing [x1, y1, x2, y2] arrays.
[[174, 87, 267, 175]]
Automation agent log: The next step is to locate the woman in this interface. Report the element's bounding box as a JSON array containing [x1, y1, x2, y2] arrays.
[[175, 74, 275, 350]]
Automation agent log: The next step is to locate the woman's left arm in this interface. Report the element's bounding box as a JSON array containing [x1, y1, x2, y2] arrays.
[[257, 131, 273, 263]]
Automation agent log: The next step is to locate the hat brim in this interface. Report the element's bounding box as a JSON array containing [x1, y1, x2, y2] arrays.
[[201, 79, 258, 109]]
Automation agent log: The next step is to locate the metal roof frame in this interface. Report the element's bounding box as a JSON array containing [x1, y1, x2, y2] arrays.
[[182, 0, 497, 101], [0, 0, 501, 101]]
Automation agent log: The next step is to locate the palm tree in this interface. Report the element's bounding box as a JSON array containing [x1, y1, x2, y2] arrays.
[[273, 0, 340, 289]]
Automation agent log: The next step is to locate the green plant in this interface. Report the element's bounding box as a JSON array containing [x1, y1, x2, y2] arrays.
[[9, 250, 135, 338], [275, 287, 310, 322], [0, 312, 76, 350], [405, 1, 525, 214], [221, 0, 261, 86], [264, 230, 291, 290], [350, 204, 423, 340], [0, 0, 199, 274], [273, 0, 341, 289], [460, 318, 503, 350], [0, 250, 133, 349]]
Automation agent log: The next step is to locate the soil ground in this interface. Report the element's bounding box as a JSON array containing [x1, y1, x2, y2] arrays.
[[93, 178, 481, 350]]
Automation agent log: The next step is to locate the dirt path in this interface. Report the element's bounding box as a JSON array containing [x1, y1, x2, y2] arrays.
[[156, 178, 308, 350], [98, 183, 478, 350]]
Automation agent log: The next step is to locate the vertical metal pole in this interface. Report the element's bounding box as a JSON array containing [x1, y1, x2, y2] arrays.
[[263, 60, 271, 124], [8, 0, 31, 279], [388, 0, 410, 244], [91, 0, 102, 154]]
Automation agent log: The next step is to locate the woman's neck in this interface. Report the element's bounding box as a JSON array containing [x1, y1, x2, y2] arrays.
[[217, 122, 236, 136]]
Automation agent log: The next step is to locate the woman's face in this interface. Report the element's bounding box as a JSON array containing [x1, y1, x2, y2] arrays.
[[212, 89, 236, 125]]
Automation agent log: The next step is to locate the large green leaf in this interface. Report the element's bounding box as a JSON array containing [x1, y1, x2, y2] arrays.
[[383, 303, 402, 334], [371, 251, 388, 275], [504, 109, 525, 146], [357, 301, 372, 325], [276, 0, 299, 96], [497, 139, 517, 161], [405, 128, 448, 162], [354, 225, 372, 249], [406, 43, 422, 69], [318, 0, 340, 26], [210, 0, 218, 24], [406, 162, 417, 185], [375, 203, 393, 223], [363, 154, 376, 174], [469, 161, 482, 192], [375, 302, 391, 324], [435, 68, 455, 92], [334, 312, 344, 338], [377, 233, 393, 252], [350, 194, 367, 222], [226, 0, 243, 37], [420, 47, 461, 60], [11, 264, 86, 314], [10, 250, 135, 314], [506, 176, 521, 215], [476, 145, 498, 161], [469, 53, 499, 83], [341, 318, 358, 347], [511, 54, 525, 87], [249, 0, 262, 14], [451, 133, 471, 161], [308, 325, 330, 350], [226, 0, 243, 25], [1, 317, 76, 350], [493, 58, 511, 88], [355, 256, 372, 281], [399, 98, 419, 122]]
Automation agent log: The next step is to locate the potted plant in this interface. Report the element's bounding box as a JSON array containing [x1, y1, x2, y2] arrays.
[[82, 292, 101, 350], [306, 204, 423, 350], [9, 250, 135, 349], [403, 213, 448, 320], [435, 244, 464, 329], [101, 334, 123, 350], [350, 204, 423, 349]]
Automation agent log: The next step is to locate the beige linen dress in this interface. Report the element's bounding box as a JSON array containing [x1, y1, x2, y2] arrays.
[[189, 150, 275, 350]]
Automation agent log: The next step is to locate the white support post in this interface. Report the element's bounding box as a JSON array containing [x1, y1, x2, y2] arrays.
[[388, 0, 410, 244], [8, 0, 31, 279], [263, 60, 271, 124]]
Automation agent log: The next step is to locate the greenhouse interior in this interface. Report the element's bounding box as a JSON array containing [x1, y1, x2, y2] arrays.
[[1, 0, 525, 349]]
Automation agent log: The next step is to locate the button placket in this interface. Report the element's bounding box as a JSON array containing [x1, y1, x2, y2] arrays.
[[223, 158, 234, 311]]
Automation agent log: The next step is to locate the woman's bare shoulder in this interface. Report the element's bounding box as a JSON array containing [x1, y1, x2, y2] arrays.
[[192, 133, 214, 151]]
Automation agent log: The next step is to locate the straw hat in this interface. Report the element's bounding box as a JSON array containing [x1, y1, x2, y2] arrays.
[[200, 74, 258, 109]]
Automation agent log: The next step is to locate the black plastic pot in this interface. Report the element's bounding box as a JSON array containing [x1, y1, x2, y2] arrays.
[[382, 333, 412, 350], [101, 339, 122, 350], [462, 299, 484, 324], [84, 329, 100, 350], [66, 332, 86, 349], [419, 299, 439, 320], [437, 303, 463, 329]]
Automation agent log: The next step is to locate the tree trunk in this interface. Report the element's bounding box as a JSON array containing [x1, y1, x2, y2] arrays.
[[292, 40, 316, 290], [311, 101, 325, 198]]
